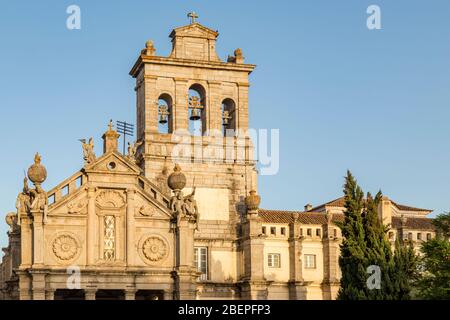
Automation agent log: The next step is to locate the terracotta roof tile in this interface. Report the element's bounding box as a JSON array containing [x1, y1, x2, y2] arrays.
[[309, 197, 431, 213], [259, 209, 344, 225], [391, 216, 435, 231]]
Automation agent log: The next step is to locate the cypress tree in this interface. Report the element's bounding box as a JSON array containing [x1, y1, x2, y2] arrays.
[[337, 171, 368, 299]]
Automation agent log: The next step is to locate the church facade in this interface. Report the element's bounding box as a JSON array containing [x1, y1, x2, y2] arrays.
[[0, 18, 436, 300]]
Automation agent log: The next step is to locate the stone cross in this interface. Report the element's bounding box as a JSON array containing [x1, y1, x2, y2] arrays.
[[187, 12, 198, 24]]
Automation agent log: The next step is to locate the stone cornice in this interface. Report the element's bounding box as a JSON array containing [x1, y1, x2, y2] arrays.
[[130, 55, 256, 78]]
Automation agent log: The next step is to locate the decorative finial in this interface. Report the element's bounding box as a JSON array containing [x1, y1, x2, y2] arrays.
[[167, 163, 187, 191], [34, 152, 41, 165], [27, 152, 47, 185], [187, 11, 199, 24]]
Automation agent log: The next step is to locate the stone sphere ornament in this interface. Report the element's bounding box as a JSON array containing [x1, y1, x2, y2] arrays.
[[27, 153, 47, 185], [245, 190, 261, 211], [167, 163, 186, 191]]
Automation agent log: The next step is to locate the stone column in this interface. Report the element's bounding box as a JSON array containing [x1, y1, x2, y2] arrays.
[[126, 189, 136, 266], [86, 186, 96, 265], [31, 210, 44, 266], [322, 212, 340, 300]]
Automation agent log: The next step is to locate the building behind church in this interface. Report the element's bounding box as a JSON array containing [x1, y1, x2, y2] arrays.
[[0, 17, 436, 300]]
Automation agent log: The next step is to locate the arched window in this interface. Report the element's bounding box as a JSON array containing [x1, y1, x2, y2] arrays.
[[188, 84, 206, 136], [158, 94, 173, 134], [221, 98, 236, 136]]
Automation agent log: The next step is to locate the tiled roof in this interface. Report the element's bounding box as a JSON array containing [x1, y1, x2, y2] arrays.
[[391, 216, 435, 231], [259, 209, 344, 225], [391, 201, 432, 212], [309, 197, 431, 213]]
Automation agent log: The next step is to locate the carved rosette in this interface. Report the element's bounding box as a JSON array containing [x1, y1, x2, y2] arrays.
[[139, 235, 169, 264], [52, 234, 79, 262]]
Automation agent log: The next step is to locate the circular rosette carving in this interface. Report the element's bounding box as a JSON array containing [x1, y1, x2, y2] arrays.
[[139, 235, 169, 264], [52, 234, 79, 261]]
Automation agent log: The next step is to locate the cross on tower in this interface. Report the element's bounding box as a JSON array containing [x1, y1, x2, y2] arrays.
[[187, 12, 198, 24]]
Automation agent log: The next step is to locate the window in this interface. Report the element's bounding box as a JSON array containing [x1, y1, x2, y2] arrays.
[[281, 227, 286, 236], [389, 232, 394, 240], [268, 253, 281, 268], [417, 233, 422, 241], [270, 227, 276, 235], [300, 228, 303, 236], [316, 228, 321, 237], [426, 233, 432, 240], [194, 247, 208, 281], [333, 229, 337, 238], [304, 254, 316, 269], [408, 232, 413, 241], [262, 226, 266, 235], [307, 228, 312, 236]]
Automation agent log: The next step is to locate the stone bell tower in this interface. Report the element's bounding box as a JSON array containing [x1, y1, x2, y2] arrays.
[[129, 14, 258, 227]]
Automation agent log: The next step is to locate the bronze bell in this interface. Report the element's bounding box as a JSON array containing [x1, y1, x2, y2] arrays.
[[222, 110, 231, 126], [190, 108, 201, 121], [158, 105, 170, 124]]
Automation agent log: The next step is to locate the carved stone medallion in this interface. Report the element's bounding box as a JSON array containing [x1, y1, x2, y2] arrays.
[[139, 235, 169, 264], [52, 234, 79, 261]]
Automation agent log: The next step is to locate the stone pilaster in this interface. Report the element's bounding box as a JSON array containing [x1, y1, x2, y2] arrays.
[[125, 288, 136, 300], [86, 186, 96, 265], [85, 288, 97, 300], [174, 78, 189, 132], [31, 272, 46, 300], [241, 193, 268, 300], [20, 216, 32, 268], [144, 75, 158, 134], [31, 210, 44, 267], [173, 218, 197, 300], [288, 213, 307, 300], [126, 189, 136, 266], [18, 271, 32, 300]]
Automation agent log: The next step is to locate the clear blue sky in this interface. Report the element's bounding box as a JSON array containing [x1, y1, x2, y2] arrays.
[[0, 1, 449, 248]]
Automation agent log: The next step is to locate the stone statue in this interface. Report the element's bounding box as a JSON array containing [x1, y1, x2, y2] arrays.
[[29, 184, 48, 211], [5, 212, 19, 233], [183, 187, 199, 230], [127, 141, 143, 162], [80, 137, 96, 165], [15, 176, 31, 215], [170, 191, 185, 224]]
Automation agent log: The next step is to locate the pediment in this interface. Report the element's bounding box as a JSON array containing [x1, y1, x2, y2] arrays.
[[84, 151, 141, 175], [48, 187, 88, 216], [134, 190, 172, 219], [170, 23, 218, 40]]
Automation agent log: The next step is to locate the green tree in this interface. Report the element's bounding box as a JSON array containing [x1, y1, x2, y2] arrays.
[[337, 171, 419, 300], [337, 171, 368, 299], [416, 212, 450, 300]]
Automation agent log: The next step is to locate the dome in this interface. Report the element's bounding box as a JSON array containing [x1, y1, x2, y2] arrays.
[[167, 164, 186, 191], [27, 153, 47, 185]]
